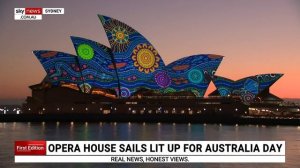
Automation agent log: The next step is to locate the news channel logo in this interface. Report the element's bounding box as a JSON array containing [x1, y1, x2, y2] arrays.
[[14, 8, 64, 20]]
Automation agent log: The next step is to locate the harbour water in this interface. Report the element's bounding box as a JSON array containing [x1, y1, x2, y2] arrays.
[[0, 122, 299, 168]]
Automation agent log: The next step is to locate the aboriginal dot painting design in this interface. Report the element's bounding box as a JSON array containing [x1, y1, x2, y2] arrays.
[[132, 44, 160, 74], [115, 87, 131, 98], [241, 91, 255, 103], [217, 87, 231, 97], [188, 69, 204, 84], [33, 50, 84, 87], [98, 15, 166, 97], [163, 87, 177, 94], [211, 74, 283, 103], [79, 83, 92, 93], [165, 54, 223, 97], [256, 74, 283, 92], [71, 36, 119, 93], [154, 70, 171, 88], [77, 44, 94, 60], [33, 14, 283, 100]]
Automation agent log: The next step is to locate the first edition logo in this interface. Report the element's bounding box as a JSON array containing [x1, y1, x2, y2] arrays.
[[15, 141, 46, 155], [14, 8, 64, 20]]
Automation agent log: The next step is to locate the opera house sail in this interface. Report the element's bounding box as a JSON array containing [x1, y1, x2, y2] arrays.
[[70, 36, 120, 94], [165, 55, 223, 97], [98, 15, 167, 97], [209, 74, 283, 103]]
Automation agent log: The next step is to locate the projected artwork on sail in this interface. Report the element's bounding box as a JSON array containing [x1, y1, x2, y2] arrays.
[[71, 36, 119, 93], [98, 15, 166, 97], [165, 54, 223, 97]]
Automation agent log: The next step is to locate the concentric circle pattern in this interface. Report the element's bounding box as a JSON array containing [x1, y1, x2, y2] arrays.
[[132, 44, 160, 74], [188, 69, 204, 84], [137, 49, 156, 69], [218, 87, 231, 96], [120, 87, 130, 98], [155, 71, 171, 88], [112, 26, 129, 44], [77, 44, 94, 60], [242, 91, 255, 102]]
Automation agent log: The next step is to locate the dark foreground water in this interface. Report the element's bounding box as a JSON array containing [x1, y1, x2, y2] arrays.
[[0, 122, 299, 168]]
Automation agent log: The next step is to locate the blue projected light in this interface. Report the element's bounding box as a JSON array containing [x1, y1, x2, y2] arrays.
[[98, 15, 166, 97], [212, 74, 283, 102], [33, 14, 283, 99], [256, 74, 283, 92], [70, 36, 119, 93], [165, 54, 223, 97], [33, 50, 84, 86]]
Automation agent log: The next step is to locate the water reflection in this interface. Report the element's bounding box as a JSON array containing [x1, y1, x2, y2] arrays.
[[0, 122, 299, 168]]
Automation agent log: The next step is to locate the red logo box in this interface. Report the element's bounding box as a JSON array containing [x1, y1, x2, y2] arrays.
[[15, 141, 46, 155], [25, 8, 42, 15]]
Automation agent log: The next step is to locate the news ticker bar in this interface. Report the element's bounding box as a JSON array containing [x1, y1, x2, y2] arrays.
[[14, 8, 64, 20], [15, 141, 285, 163]]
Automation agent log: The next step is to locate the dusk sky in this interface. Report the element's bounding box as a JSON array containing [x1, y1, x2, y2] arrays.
[[0, 0, 300, 104]]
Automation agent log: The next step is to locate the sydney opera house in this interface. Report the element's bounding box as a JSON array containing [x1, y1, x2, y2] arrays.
[[22, 15, 296, 118]]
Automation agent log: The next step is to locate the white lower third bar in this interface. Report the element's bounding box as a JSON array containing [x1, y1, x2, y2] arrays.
[[15, 155, 285, 163]]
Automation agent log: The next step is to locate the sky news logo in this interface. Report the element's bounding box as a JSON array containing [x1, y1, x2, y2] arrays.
[[14, 8, 64, 20]]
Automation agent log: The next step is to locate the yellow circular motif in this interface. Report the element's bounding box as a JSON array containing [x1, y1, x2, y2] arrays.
[[136, 49, 156, 69], [111, 27, 129, 45], [132, 44, 160, 74], [116, 31, 125, 40]]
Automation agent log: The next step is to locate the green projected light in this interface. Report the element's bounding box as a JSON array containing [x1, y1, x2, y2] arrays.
[[77, 44, 94, 60]]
